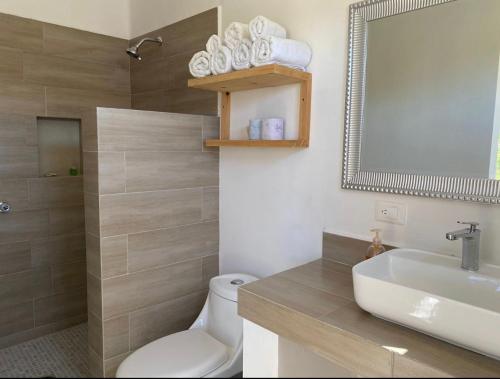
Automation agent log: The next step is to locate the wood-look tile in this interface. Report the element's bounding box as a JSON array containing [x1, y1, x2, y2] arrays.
[[130, 57, 168, 93], [84, 193, 100, 237], [0, 302, 34, 338], [43, 23, 130, 69], [88, 312, 103, 357], [238, 289, 392, 378], [323, 233, 396, 266], [202, 116, 220, 152], [0, 81, 45, 116], [104, 353, 130, 378], [242, 276, 351, 319], [0, 146, 39, 179], [167, 50, 199, 90], [0, 268, 50, 307], [202, 187, 219, 221], [52, 260, 87, 294], [23, 53, 130, 93], [102, 259, 202, 319], [0, 179, 30, 212], [278, 260, 355, 301], [83, 152, 98, 194], [81, 111, 98, 153], [86, 233, 101, 279], [87, 273, 102, 319], [100, 188, 202, 237], [34, 287, 87, 327], [0, 209, 49, 243], [31, 233, 86, 267], [98, 152, 126, 195], [88, 346, 105, 378], [97, 108, 202, 152], [125, 152, 219, 193], [202, 254, 219, 288], [0, 13, 43, 52], [0, 241, 31, 275], [393, 356, 451, 378], [48, 206, 85, 237], [46, 87, 130, 119], [0, 313, 86, 350], [128, 221, 218, 273], [0, 47, 22, 81], [101, 235, 128, 279], [129, 290, 206, 350], [0, 112, 36, 147], [164, 88, 217, 116], [131, 90, 166, 112], [103, 315, 129, 359], [28, 177, 84, 209]]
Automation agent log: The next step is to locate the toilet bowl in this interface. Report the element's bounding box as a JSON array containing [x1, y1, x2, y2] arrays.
[[116, 273, 258, 378]]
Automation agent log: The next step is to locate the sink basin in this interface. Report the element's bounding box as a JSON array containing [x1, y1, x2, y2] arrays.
[[353, 248, 500, 359]]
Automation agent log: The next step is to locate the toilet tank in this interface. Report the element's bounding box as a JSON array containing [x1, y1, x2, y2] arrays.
[[207, 274, 258, 350]]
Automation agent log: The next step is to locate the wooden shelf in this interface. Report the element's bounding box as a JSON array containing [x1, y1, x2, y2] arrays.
[[188, 64, 312, 148], [205, 139, 308, 148]]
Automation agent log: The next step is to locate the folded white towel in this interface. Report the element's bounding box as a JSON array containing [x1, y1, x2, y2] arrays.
[[231, 38, 253, 71], [206, 34, 222, 54], [224, 22, 251, 50], [249, 16, 287, 42], [210, 45, 233, 75], [251, 36, 312, 71], [189, 51, 212, 78]]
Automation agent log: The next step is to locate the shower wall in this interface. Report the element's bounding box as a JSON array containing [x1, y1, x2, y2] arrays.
[[130, 8, 218, 115], [0, 12, 130, 348], [87, 108, 220, 377]]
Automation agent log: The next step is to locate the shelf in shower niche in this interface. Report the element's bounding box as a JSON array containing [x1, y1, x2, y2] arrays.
[[188, 64, 312, 148]]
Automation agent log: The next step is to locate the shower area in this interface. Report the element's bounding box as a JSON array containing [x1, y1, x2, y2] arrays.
[[0, 8, 219, 378]]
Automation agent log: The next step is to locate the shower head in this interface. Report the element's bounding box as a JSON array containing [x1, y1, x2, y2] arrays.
[[126, 36, 163, 60]]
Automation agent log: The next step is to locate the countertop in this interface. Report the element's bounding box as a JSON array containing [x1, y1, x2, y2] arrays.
[[238, 258, 500, 378]]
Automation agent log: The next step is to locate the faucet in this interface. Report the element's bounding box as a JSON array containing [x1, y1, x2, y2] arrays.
[[446, 221, 480, 272]]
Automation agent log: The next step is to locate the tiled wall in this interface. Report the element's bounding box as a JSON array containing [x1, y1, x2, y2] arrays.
[[87, 108, 220, 377], [130, 8, 218, 115], [0, 12, 130, 348]]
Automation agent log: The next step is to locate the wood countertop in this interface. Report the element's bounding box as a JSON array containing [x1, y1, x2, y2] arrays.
[[238, 258, 500, 378]]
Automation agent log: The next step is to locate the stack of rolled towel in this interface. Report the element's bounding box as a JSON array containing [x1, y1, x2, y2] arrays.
[[189, 15, 312, 78]]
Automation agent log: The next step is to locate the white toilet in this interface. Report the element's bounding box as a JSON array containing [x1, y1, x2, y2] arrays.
[[116, 273, 258, 378]]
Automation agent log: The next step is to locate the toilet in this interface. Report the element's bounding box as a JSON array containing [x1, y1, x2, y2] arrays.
[[116, 273, 258, 378]]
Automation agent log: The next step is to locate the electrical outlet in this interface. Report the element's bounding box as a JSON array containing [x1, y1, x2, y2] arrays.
[[376, 201, 407, 225]]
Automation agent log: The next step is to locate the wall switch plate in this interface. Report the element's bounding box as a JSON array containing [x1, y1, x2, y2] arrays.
[[375, 201, 407, 225]]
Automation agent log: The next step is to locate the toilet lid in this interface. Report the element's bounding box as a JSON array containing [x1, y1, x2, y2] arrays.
[[116, 329, 228, 378]]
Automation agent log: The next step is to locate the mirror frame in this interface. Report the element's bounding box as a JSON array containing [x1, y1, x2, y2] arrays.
[[342, 0, 500, 204]]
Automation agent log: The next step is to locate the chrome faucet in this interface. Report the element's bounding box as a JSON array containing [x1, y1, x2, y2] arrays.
[[446, 221, 480, 272]]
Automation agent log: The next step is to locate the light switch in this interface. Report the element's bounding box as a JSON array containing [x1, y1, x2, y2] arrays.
[[375, 201, 407, 225]]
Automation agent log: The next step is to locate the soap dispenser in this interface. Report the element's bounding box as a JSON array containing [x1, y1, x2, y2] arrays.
[[365, 229, 386, 260]]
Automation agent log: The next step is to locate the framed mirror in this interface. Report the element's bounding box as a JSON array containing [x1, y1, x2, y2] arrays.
[[342, 0, 500, 203]]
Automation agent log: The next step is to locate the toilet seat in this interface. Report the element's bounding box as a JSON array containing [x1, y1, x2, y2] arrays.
[[116, 329, 228, 378]]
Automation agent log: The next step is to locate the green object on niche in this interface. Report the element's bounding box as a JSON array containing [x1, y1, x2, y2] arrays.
[[69, 167, 78, 176]]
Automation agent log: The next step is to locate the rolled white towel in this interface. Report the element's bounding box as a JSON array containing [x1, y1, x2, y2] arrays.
[[224, 22, 250, 50], [210, 45, 233, 75], [231, 38, 253, 71], [249, 16, 287, 42], [251, 36, 312, 71], [189, 51, 211, 78], [206, 34, 222, 54]]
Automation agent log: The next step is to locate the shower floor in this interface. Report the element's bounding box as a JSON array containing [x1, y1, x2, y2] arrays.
[[0, 323, 89, 378]]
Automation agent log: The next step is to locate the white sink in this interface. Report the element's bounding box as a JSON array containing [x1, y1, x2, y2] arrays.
[[353, 249, 500, 359]]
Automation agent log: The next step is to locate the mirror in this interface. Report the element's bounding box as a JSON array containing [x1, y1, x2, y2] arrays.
[[343, 0, 500, 203]]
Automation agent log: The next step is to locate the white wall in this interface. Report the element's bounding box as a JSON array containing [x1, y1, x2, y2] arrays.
[[0, 0, 130, 38], [128, 0, 220, 38], [219, 0, 500, 275]]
